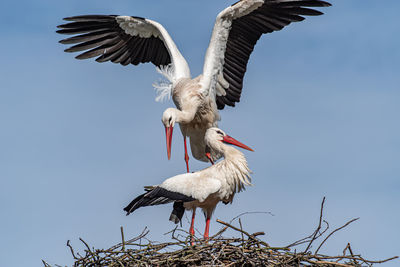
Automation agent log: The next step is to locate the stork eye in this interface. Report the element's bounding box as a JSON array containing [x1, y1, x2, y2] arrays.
[[216, 130, 223, 135]]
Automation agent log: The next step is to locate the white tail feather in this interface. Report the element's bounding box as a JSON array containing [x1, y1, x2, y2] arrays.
[[153, 65, 175, 102]]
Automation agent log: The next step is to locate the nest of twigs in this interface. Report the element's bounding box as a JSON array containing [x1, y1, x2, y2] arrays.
[[43, 198, 398, 266]]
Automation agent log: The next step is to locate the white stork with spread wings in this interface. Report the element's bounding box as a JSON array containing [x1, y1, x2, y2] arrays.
[[123, 127, 253, 240], [57, 0, 331, 172]]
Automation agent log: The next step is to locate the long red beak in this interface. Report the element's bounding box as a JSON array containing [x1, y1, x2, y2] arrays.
[[222, 135, 254, 151], [165, 126, 173, 160]]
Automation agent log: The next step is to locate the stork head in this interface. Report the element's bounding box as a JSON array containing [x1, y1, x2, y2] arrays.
[[162, 108, 178, 160], [205, 127, 254, 153]]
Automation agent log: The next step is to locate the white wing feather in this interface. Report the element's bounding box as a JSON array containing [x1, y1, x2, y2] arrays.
[[116, 16, 191, 83], [160, 172, 221, 203], [199, 0, 264, 99]]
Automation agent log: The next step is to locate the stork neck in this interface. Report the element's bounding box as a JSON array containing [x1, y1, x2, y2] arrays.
[[215, 144, 252, 192], [220, 145, 246, 163], [175, 108, 196, 124]]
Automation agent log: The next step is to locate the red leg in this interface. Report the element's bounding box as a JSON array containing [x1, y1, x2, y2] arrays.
[[205, 152, 214, 165], [189, 209, 196, 236], [204, 217, 211, 241], [184, 137, 190, 173], [189, 208, 196, 245]]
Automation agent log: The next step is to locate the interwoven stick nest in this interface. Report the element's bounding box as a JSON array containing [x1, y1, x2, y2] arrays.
[[43, 198, 398, 266]]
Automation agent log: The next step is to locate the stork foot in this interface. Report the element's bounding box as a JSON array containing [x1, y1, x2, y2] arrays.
[[190, 234, 195, 246], [203, 233, 209, 242], [189, 209, 196, 246], [190, 225, 195, 244], [203, 217, 210, 242]]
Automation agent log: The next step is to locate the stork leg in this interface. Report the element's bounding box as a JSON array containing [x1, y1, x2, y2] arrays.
[[184, 136, 190, 173], [205, 152, 214, 165], [204, 216, 211, 241], [189, 208, 196, 245]]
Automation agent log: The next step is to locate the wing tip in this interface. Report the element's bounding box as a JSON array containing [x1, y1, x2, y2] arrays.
[[75, 54, 89, 60], [320, 1, 332, 7], [95, 57, 106, 63], [123, 206, 133, 216], [312, 10, 325, 16], [58, 39, 69, 44], [55, 29, 68, 34], [63, 17, 74, 21]]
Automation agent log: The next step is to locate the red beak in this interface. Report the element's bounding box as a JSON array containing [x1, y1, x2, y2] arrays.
[[165, 126, 173, 160], [222, 135, 254, 151]]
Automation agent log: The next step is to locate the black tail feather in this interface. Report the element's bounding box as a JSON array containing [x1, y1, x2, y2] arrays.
[[169, 201, 185, 225], [123, 193, 147, 215], [123, 187, 195, 216]]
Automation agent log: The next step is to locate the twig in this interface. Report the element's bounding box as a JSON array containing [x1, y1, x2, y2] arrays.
[[304, 259, 353, 267], [286, 220, 329, 248], [66, 240, 78, 260], [120, 226, 125, 251], [79, 238, 92, 253], [216, 219, 273, 249], [239, 218, 245, 246], [315, 218, 359, 254], [360, 256, 399, 264], [110, 227, 149, 250], [343, 242, 359, 265], [304, 196, 326, 253], [210, 226, 228, 239]]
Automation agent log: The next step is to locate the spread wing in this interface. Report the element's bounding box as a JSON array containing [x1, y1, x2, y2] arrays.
[[57, 15, 190, 82], [200, 0, 331, 109]]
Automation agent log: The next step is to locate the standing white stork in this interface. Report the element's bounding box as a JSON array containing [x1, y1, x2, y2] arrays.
[[123, 127, 253, 240], [57, 0, 331, 172]]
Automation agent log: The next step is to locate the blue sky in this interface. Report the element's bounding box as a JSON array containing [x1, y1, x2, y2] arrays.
[[1, 0, 399, 266]]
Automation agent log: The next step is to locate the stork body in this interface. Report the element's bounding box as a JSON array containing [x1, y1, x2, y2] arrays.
[[123, 128, 253, 239], [168, 76, 221, 164], [57, 0, 331, 171]]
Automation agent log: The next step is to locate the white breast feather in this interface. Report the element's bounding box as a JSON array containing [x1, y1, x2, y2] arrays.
[[218, 151, 252, 195]]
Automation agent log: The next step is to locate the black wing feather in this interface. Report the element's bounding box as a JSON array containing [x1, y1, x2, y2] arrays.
[[217, 0, 331, 109], [57, 15, 171, 67], [123, 187, 195, 215]]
